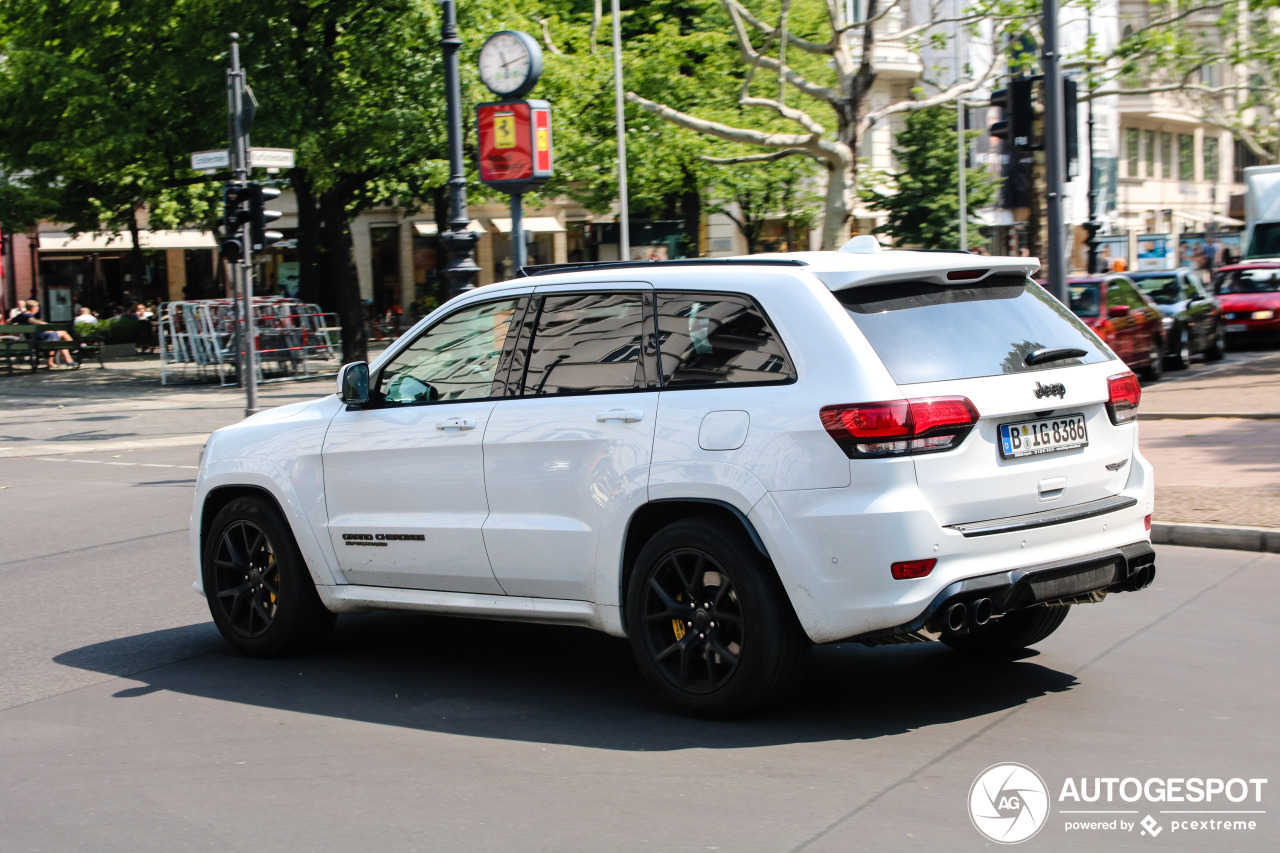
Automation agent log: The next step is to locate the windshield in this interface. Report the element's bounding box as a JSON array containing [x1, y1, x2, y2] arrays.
[[1246, 223, 1280, 259], [838, 275, 1111, 384], [1068, 283, 1102, 317], [1130, 275, 1180, 305], [1213, 268, 1280, 294]]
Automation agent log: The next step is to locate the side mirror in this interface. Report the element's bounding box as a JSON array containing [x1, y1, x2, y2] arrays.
[[1108, 305, 1132, 318], [338, 361, 370, 405]]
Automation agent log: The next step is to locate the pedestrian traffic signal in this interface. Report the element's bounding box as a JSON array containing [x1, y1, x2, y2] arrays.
[[246, 184, 283, 251], [1063, 77, 1079, 180], [223, 181, 250, 235]]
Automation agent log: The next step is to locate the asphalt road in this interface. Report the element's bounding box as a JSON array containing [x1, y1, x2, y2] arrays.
[[1, 448, 1277, 852]]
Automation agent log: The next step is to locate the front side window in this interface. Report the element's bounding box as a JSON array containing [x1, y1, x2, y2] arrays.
[[1214, 267, 1280, 294], [655, 292, 795, 387], [378, 298, 522, 404], [1133, 274, 1181, 305], [520, 292, 647, 395]]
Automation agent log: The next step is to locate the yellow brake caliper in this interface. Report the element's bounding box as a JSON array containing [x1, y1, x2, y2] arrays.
[[672, 593, 686, 640], [268, 553, 278, 604]]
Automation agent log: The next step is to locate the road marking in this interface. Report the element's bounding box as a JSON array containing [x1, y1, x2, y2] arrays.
[[140, 463, 176, 468]]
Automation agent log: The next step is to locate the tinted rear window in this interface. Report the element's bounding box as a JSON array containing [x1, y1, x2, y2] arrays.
[[837, 275, 1111, 384]]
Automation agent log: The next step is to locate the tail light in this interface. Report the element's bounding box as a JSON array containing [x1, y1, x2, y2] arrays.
[[820, 396, 979, 458], [1106, 372, 1141, 424]]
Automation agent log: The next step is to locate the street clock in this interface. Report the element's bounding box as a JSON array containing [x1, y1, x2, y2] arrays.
[[478, 30, 543, 99]]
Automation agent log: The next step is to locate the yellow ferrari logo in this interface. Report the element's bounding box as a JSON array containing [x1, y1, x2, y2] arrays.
[[494, 113, 516, 149]]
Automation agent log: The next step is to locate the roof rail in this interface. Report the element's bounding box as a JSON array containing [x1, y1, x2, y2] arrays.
[[517, 257, 809, 277]]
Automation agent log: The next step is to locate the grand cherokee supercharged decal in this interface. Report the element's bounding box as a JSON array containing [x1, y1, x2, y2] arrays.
[[342, 533, 427, 547]]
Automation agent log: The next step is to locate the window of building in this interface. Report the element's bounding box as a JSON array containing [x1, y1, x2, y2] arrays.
[[1204, 136, 1219, 184], [1178, 134, 1194, 181], [1161, 133, 1173, 179], [521, 292, 648, 395], [1235, 139, 1261, 183], [378, 298, 523, 404], [1144, 130, 1155, 178], [1126, 129, 1140, 178], [655, 292, 795, 387]]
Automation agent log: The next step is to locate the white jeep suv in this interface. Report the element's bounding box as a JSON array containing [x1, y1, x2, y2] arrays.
[[192, 242, 1156, 716]]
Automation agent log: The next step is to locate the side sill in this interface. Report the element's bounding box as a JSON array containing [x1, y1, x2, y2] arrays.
[[315, 585, 624, 636], [946, 494, 1138, 537]]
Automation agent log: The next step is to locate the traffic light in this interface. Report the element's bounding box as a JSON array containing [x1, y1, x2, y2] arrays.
[[223, 181, 249, 234], [1063, 77, 1079, 180], [245, 183, 283, 251], [990, 77, 1034, 149]]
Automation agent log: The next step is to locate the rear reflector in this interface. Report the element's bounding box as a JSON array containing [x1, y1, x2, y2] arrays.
[[1106, 372, 1142, 424], [1144, 514, 1152, 531], [891, 558, 937, 580], [821, 397, 979, 458]]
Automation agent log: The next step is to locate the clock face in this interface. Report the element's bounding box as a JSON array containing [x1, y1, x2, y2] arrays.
[[479, 31, 541, 97]]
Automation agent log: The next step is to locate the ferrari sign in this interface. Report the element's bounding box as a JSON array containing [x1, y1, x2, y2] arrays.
[[476, 99, 553, 191]]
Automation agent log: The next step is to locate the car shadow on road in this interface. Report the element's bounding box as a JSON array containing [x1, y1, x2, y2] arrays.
[[54, 612, 1077, 751]]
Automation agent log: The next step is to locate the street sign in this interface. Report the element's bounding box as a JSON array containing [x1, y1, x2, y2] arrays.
[[476, 100, 552, 192], [249, 148, 296, 169], [191, 149, 231, 170]]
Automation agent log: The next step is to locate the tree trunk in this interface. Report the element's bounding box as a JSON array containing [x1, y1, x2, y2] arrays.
[[317, 190, 368, 364], [126, 207, 146, 300], [291, 168, 322, 307], [820, 157, 855, 250], [681, 167, 702, 257]]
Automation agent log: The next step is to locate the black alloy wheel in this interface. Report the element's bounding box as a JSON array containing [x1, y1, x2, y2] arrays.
[[626, 518, 810, 717], [202, 496, 335, 656], [637, 547, 745, 695], [210, 518, 281, 640]]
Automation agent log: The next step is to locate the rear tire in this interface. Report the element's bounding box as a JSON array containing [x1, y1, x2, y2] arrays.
[[625, 518, 810, 717], [941, 605, 1071, 654], [202, 496, 336, 657]]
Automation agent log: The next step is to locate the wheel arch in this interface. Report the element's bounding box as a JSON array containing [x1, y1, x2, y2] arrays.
[[618, 498, 772, 634]]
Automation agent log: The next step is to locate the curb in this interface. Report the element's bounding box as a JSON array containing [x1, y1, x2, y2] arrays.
[[1152, 522, 1280, 553], [1140, 412, 1280, 420]]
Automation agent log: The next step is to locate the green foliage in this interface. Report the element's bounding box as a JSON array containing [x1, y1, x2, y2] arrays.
[[90, 316, 144, 345], [706, 156, 821, 252], [861, 105, 995, 250]]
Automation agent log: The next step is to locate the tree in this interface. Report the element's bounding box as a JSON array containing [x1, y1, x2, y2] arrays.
[[706, 156, 821, 252], [622, 0, 1041, 249], [861, 103, 995, 249]]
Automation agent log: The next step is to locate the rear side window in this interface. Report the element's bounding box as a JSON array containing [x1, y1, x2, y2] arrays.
[[519, 292, 648, 395], [837, 275, 1111, 384], [655, 292, 795, 387]]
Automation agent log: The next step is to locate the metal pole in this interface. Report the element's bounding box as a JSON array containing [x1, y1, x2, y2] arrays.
[[510, 193, 526, 273], [1083, 17, 1101, 275], [1043, 0, 1067, 302], [955, 13, 967, 251], [611, 0, 631, 260], [439, 0, 480, 296], [230, 33, 259, 416]]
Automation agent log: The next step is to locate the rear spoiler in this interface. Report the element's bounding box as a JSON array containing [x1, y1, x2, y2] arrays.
[[814, 258, 1041, 291]]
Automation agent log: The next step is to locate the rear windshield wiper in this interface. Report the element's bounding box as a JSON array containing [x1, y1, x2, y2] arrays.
[[1024, 346, 1088, 366]]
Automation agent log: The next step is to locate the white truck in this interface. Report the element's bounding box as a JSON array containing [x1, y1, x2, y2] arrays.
[[1244, 164, 1280, 259]]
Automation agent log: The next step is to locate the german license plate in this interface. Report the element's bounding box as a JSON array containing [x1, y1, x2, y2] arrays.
[[1225, 323, 1248, 332], [999, 413, 1088, 459]]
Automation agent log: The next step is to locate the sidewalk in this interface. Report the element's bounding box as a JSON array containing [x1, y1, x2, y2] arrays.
[[2, 348, 1278, 547]]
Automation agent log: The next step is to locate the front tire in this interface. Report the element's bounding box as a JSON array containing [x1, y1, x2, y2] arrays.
[[1166, 326, 1191, 370], [625, 518, 810, 717], [1141, 336, 1164, 381], [941, 604, 1071, 654], [1205, 322, 1226, 361], [202, 496, 335, 657]]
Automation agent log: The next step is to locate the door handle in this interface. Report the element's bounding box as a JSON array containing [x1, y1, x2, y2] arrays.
[[436, 417, 476, 431], [596, 409, 644, 424]]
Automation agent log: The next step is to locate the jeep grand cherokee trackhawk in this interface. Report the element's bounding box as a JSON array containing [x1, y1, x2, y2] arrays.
[[192, 238, 1156, 716]]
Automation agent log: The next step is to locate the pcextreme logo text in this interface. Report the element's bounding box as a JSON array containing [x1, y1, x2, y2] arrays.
[[969, 764, 1268, 843]]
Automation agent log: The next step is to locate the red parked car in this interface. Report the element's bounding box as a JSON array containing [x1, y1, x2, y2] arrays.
[[1210, 262, 1280, 347], [1067, 274, 1166, 381]]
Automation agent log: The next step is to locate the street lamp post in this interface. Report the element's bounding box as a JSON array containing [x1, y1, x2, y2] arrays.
[[1082, 18, 1102, 275], [439, 0, 480, 296]]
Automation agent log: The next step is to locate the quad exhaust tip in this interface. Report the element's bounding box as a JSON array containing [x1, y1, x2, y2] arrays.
[[945, 602, 967, 633], [972, 598, 993, 627]]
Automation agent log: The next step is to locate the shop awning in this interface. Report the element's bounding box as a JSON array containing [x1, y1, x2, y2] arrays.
[[1169, 210, 1245, 229], [38, 230, 218, 251], [412, 220, 485, 236], [490, 217, 566, 233]]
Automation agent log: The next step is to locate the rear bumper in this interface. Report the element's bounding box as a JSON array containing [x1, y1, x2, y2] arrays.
[[842, 541, 1156, 644]]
